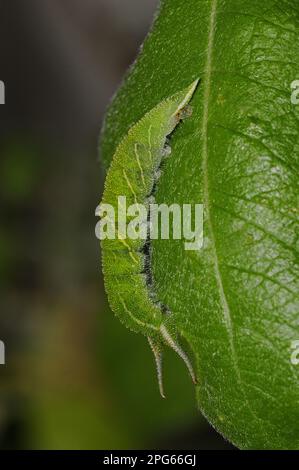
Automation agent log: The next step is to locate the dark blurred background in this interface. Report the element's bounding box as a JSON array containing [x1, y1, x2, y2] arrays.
[[0, 0, 234, 450]]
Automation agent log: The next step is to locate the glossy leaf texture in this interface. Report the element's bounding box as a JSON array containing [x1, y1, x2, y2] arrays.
[[100, 0, 299, 449]]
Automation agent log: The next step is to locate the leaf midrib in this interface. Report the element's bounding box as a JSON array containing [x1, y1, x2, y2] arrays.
[[201, 0, 261, 426]]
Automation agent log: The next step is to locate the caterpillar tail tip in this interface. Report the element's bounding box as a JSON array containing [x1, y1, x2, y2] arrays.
[[148, 336, 166, 399]]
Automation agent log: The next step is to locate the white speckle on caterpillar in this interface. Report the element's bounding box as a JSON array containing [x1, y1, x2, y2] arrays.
[[162, 145, 172, 157]]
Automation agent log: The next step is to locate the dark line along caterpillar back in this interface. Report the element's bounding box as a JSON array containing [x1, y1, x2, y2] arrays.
[[97, 80, 199, 397]]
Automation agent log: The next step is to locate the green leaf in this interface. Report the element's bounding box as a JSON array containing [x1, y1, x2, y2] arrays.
[[100, 0, 299, 449]]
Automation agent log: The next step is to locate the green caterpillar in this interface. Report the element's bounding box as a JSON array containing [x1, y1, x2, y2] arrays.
[[97, 80, 199, 397]]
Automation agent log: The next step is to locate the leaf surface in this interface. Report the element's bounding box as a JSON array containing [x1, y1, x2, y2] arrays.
[[100, 0, 299, 449]]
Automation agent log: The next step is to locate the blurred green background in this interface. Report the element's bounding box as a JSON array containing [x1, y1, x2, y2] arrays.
[[0, 0, 234, 449]]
